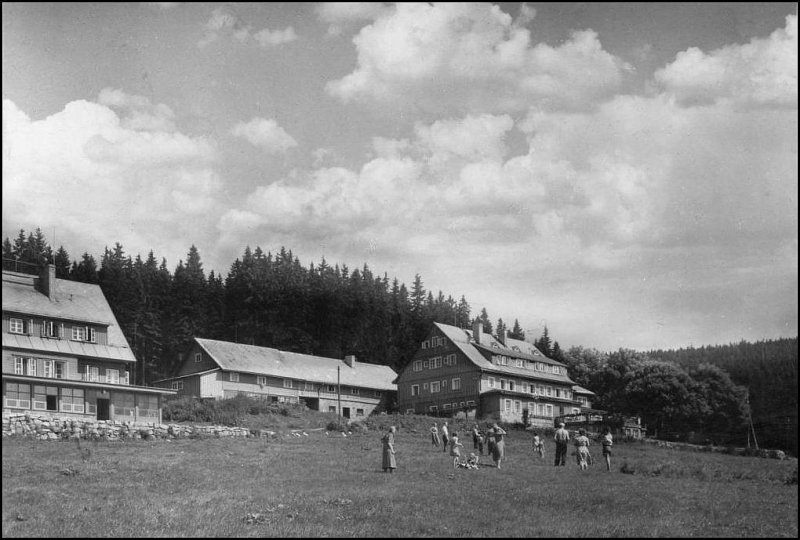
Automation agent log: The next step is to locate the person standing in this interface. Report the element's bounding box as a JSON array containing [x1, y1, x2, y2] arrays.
[[382, 426, 397, 473], [554, 422, 570, 466], [492, 423, 507, 469], [449, 431, 464, 467], [472, 424, 481, 451], [430, 422, 441, 448], [601, 427, 613, 471], [440, 421, 450, 453], [573, 428, 591, 470], [532, 431, 545, 459], [486, 423, 496, 457]]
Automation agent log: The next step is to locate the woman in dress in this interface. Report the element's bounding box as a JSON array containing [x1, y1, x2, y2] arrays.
[[430, 422, 441, 448], [492, 423, 507, 469], [574, 428, 591, 470], [382, 426, 397, 473]]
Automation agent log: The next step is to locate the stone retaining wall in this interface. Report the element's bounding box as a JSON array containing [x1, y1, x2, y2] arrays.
[[2, 412, 276, 441]]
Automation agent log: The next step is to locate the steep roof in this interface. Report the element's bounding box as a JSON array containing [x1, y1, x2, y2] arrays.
[[433, 322, 575, 384], [195, 338, 397, 391], [572, 385, 596, 396], [2, 271, 135, 362]]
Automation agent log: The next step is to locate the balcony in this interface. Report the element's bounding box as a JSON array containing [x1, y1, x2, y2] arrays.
[[80, 374, 130, 385]]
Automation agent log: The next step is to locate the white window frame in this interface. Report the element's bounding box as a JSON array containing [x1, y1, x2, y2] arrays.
[[85, 366, 99, 382], [55, 361, 67, 379], [545, 404, 553, 417], [230, 372, 240, 383], [14, 357, 24, 375], [10, 318, 25, 334], [413, 360, 423, 372], [487, 377, 495, 389], [257, 376, 268, 385], [443, 403, 451, 410], [171, 381, 184, 390], [373, 390, 382, 397], [504, 399, 512, 411], [88, 327, 97, 343], [514, 400, 522, 413], [422, 340, 430, 349], [43, 360, 54, 378], [350, 387, 360, 395], [430, 381, 441, 393], [509, 381, 515, 392], [71, 326, 87, 342], [406, 408, 415, 414], [106, 368, 119, 385], [430, 356, 442, 369], [26, 357, 36, 376], [195, 353, 202, 363], [451, 378, 461, 391], [411, 384, 420, 396], [500, 379, 506, 390], [282, 378, 291, 388], [429, 405, 438, 412]]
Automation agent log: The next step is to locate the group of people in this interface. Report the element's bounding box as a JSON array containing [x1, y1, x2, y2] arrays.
[[429, 421, 508, 468], [382, 420, 614, 474], [553, 422, 613, 471]]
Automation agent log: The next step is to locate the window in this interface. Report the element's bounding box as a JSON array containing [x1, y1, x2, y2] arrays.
[[443, 403, 451, 410], [195, 353, 202, 363], [411, 384, 420, 396], [282, 378, 291, 388], [356, 408, 364, 417], [42, 320, 59, 338], [373, 390, 382, 398], [422, 340, 430, 349], [487, 377, 495, 388], [430, 357, 442, 369], [430, 381, 441, 393], [350, 387, 360, 395], [55, 362, 67, 379], [71, 326, 87, 341], [451, 378, 461, 391], [413, 360, 422, 372], [26, 357, 36, 376], [546, 386, 553, 397], [327, 385, 336, 392], [431, 336, 438, 347], [171, 381, 184, 390], [466, 400, 476, 406], [257, 376, 267, 386], [423, 382, 428, 389], [106, 369, 119, 385], [441, 379, 447, 388], [305, 382, 315, 391], [88, 328, 96, 343], [405, 408, 415, 414], [500, 379, 506, 390], [423, 360, 428, 368], [230, 372, 240, 382], [545, 404, 554, 417], [504, 399, 512, 411], [43, 360, 54, 378], [61, 388, 85, 413], [429, 405, 438, 412], [329, 406, 337, 413], [14, 357, 24, 375], [515, 359, 524, 368], [5, 383, 30, 409], [33, 385, 58, 411], [509, 381, 515, 392], [85, 366, 99, 382], [572, 408, 581, 414], [9, 318, 25, 334], [446, 354, 457, 366], [514, 400, 522, 413], [113, 393, 135, 417]]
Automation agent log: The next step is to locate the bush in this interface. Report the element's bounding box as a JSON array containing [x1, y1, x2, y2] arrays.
[[786, 467, 798, 486], [327, 421, 348, 432]]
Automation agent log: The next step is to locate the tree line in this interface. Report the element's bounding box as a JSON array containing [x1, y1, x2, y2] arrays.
[[3, 228, 796, 454]]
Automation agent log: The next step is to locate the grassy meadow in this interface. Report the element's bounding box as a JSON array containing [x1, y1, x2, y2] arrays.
[[2, 421, 797, 538]]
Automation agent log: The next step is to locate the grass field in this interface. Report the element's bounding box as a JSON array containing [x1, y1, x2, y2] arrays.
[[2, 424, 797, 538]]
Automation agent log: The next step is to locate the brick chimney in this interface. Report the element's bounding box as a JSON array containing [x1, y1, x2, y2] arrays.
[[344, 355, 356, 369], [38, 264, 56, 300], [472, 320, 483, 344], [497, 328, 506, 346]]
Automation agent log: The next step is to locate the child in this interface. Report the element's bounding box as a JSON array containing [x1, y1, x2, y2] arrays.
[[477, 430, 485, 455], [450, 431, 464, 468], [573, 428, 591, 470], [601, 427, 613, 471], [466, 452, 480, 469], [532, 431, 545, 458]]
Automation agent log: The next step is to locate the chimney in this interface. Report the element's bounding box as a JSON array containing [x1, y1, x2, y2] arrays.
[[38, 264, 57, 300], [497, 328, 506, 346], [344, 355, 356, 368], [472, 320, 483, 344]]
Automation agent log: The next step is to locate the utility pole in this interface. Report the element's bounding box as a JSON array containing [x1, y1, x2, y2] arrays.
[[337, 365, 341, 423]]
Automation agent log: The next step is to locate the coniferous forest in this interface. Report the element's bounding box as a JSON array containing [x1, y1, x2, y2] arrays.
[[3, 228, 797, 454]]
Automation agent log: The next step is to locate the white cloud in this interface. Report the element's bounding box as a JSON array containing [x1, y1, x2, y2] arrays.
[[198, 6, 298, 48], [326, 3, 628, 116], [2, 93, 224, 270], [315, 2, 391, 35], [655, 14, 797, 109], [230, 117, 298, 154], [141, 2, 181, 10]]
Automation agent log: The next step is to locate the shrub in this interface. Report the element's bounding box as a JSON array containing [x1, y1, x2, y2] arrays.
[[327, 421, 348, 432], [786, 467, 798, 486]]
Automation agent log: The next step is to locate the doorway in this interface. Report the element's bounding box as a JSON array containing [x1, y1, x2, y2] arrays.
[[97, 398, 110, 420]]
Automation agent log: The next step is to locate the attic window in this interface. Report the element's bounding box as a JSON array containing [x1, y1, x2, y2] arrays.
[[9, 318, 25, 334]]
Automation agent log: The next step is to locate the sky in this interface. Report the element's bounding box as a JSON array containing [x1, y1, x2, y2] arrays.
[[2, 2, 797, 352]]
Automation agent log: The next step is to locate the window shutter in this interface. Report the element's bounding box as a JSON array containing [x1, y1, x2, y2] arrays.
[[41, 320, 47, 337], [28, 319, 34, 335]]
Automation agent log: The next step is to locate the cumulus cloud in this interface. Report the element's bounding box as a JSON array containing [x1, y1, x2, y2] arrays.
[[2, 92, 224, 269], [654, 14, 797, 109], [315, 2, 392, 35], [326, 3, 628, 116], [230, 117, 298, 154], [198, 6, 297, 48]]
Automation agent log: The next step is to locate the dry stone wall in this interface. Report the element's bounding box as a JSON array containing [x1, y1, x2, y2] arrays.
[[2, 412, 276, 441]]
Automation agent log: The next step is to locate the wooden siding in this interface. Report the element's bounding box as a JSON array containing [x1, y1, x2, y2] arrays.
[[177, 343, 218, 376], [2, 350, 131, 385]]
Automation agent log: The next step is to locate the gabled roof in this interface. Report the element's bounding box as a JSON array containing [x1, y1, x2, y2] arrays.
[[433, 322, 575, 384], [572, 385, 596, 396], [2, 271, 135, 362], [194, 338, 397, 391]]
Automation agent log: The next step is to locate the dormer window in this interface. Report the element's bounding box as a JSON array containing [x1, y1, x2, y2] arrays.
[[41, 320, 61, 338], [9, 318, 26, 334]]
